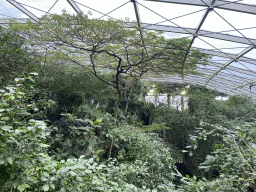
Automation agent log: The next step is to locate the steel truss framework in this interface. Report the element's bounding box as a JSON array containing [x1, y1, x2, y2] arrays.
[[2, 0, 256, 96]]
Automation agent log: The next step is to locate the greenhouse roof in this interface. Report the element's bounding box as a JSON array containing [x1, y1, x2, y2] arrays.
[[1, 0, 256, 96]]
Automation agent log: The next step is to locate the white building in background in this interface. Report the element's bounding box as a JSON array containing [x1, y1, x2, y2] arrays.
[[145, 93, 188, 111]]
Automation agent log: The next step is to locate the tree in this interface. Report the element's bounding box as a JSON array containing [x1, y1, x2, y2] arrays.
[[11, 11, 210, 121], [0, 26, 38, 87]]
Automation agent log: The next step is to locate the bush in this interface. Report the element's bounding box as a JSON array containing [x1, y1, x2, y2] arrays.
[[181, 122, 256, 191], [0, 74, 53, 191]]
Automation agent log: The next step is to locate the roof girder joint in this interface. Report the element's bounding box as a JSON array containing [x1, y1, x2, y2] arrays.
[[208, 6, 214, 11]]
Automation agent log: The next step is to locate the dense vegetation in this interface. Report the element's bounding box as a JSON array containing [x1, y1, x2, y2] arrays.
[[1, 15, 256, 192]]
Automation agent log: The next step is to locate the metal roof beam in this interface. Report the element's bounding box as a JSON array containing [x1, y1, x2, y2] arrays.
[[131, 0, 142, 29], [141, 23, 256, 45], [6, 0, 38, 23], [182, 0, 215, 64], [67, 0, 82, 14], [205, 45, 255, 85], [145, 0, 256, 15]]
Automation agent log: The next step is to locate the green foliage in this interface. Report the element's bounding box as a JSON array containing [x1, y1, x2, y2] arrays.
[[0, 74, 53, 191], [109, 124, 181, 190], [26, 154, 155, 192], [0, 26, 38, 87], [182, 122, 256, 191], [47, 112, 112, 161], [11, 11, 210, 121], [188, 90, 256, 123], [0, 74, 182, 191], [75, 104, 106, 121], [34, 64, 115, 115], [151, 105, 198, 140], [140, 123, 171, 132]]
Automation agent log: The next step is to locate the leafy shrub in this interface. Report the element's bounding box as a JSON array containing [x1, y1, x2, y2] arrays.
[[26, 155, 155, 192], [0, 74, 164, 191], [0, 74, 53, 191], [0, 26, 38, 87], [109, 124, 181, 190], [182, 121, 256, 191]]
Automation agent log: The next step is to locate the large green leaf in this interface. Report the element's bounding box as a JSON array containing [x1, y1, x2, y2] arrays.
[[17, 184, 30, 192], [42, 184, 50, 191], [7, 157, 14, 165]]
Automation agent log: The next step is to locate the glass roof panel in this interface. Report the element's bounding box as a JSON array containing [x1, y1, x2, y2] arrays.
[[230, 63, 256, 74], [75, 4, 104, 19], [210, 77, 236, 85], [74, 0, 132, 20], [239, 0, 255, 5], [217, 72, 248, 84], [0, 0, 28, 19], [163, 32, 192, 39], [138, 3, 174, 25], [230, 60, 256, 71], [224, 69, 256, 80], [214, 76, 241, 86], [138, 0, 205, 28], [47, 0, 76, 15], [105, 2, 136, 21], [14, 0, 76, 18], [210, 56, 230, 63], [200, 9, 240, 36], [243, 49, 256, 60], [214, 7, 256, 39], [198, 64, 219, 71], [193, 36, 247, 55], [225, 65, 256, 77], [2, 0, 256, 97]]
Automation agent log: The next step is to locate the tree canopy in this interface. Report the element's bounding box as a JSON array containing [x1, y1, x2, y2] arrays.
[[11, 11, 210, 120]]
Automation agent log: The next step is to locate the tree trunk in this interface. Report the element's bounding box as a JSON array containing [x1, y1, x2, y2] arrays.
[[125, 86, 134, 113], [181, 95, 184, 111], [154, 94, 157, 106], [167, 93, 170, 107], [107, 139, 113, 159], [113, 91, 122, 122]]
